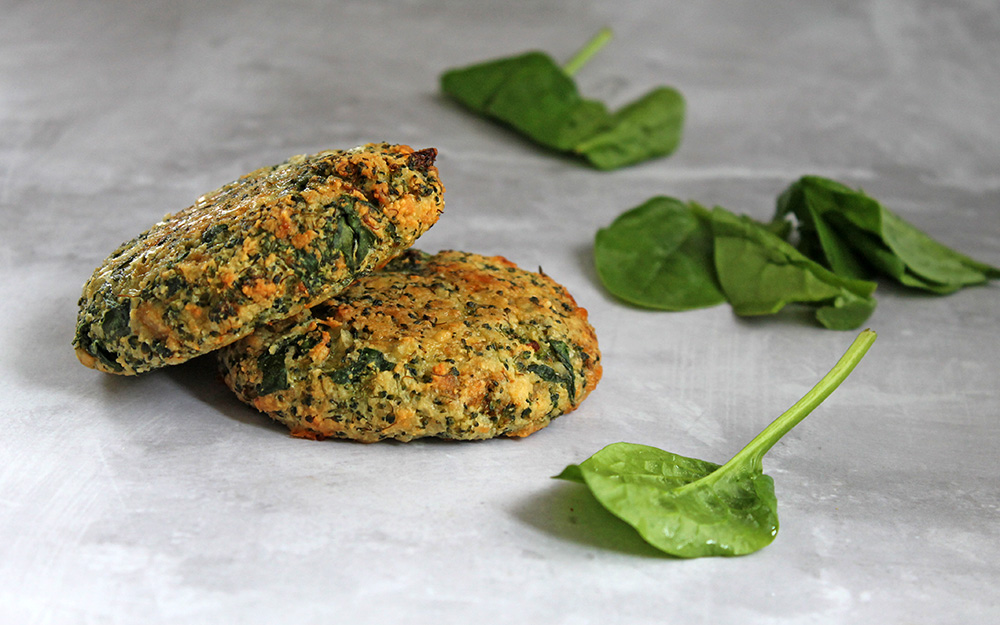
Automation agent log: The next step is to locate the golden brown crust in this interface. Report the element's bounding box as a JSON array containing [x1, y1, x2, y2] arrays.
[[217, 249, 602, 442], [73, 143, 444, 375]]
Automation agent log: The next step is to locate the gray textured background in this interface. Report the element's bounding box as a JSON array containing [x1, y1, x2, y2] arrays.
[[2, 1, 998, 623]]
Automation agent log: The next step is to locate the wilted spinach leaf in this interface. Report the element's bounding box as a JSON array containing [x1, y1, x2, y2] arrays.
[[526, 340, 577, 400], [556, 329, 876, 558], [330, 200, 378, 272], [258, 347, 291, 395], [440, 29, 685, 170], [329, 348, 394, 385], [775, 176, 1000, 293], [100, 300, 133, 341]]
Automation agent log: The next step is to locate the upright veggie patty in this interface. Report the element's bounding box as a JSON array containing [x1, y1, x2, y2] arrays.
[[217, 249, 602, 442], [74, 143, 444, 375]]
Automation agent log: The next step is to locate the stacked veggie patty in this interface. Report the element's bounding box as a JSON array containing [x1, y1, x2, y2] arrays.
[[218, 250, 601, 442], [74, 143, 601, 441], [75, 143, 444, 375]]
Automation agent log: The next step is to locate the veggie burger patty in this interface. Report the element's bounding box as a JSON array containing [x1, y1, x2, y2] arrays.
[[217, 249, 602, 442], [74, 143, 444, 375]]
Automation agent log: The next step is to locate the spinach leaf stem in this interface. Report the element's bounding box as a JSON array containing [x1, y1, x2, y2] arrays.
[[717, 329, 876, 477], [562, 27, 613, 77]]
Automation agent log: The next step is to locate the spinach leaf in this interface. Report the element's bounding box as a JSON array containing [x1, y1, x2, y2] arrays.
[[440, 29, 685, 169], [550, 340, 577, 401], [596, 177, 995, 328], [258, 347, 291, 395], [526, 340, 577, 400], [711, 207, 877, 330], [593, 198, 876, 329], [526, 363, 563, 384], [594, 196, 724, 311], [100, 300, 133, 341], [574, 86, 685, 170], [329, 198, 378, 272], [329, 348, 394, 385], [774, 179, 870, 280], [556, 329, 876, 558], [469, 52, 610, 152], [775, 176, 1000, 293]]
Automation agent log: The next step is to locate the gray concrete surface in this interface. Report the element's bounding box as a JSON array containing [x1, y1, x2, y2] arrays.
[[2, 1, 998, 623]]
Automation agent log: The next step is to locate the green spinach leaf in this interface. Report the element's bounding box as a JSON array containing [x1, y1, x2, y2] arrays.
[[711, 207, 877, 330], [440, 29, 685, 169], [258, 346, 291, 395], [594, 196, 724, 310], [593, 198, 876, 329], [525, 340, 577, 400], [775, 176, 1000, 293], [100, 300, 133, 341], [440, 37, 608, 154], [329, 199, 378, 272], [556, 329, 876, 558], [574, 86, 685, 170], [329, 347, 394, 385]]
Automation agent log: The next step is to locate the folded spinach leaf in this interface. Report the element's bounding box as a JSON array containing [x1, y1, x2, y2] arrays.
[[574, 86, 685, 170], [776, 176, 1000, 293], [444, 51, 609, 152], [711, 207, 877, 330], [594, 196, 724, 310], [556, 329, 876, 558], [440, 29, 685, 170]]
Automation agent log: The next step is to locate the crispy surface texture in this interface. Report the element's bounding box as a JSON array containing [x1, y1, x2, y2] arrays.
[[218, 250, 602, 442], [74, 143, 444, 375]]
